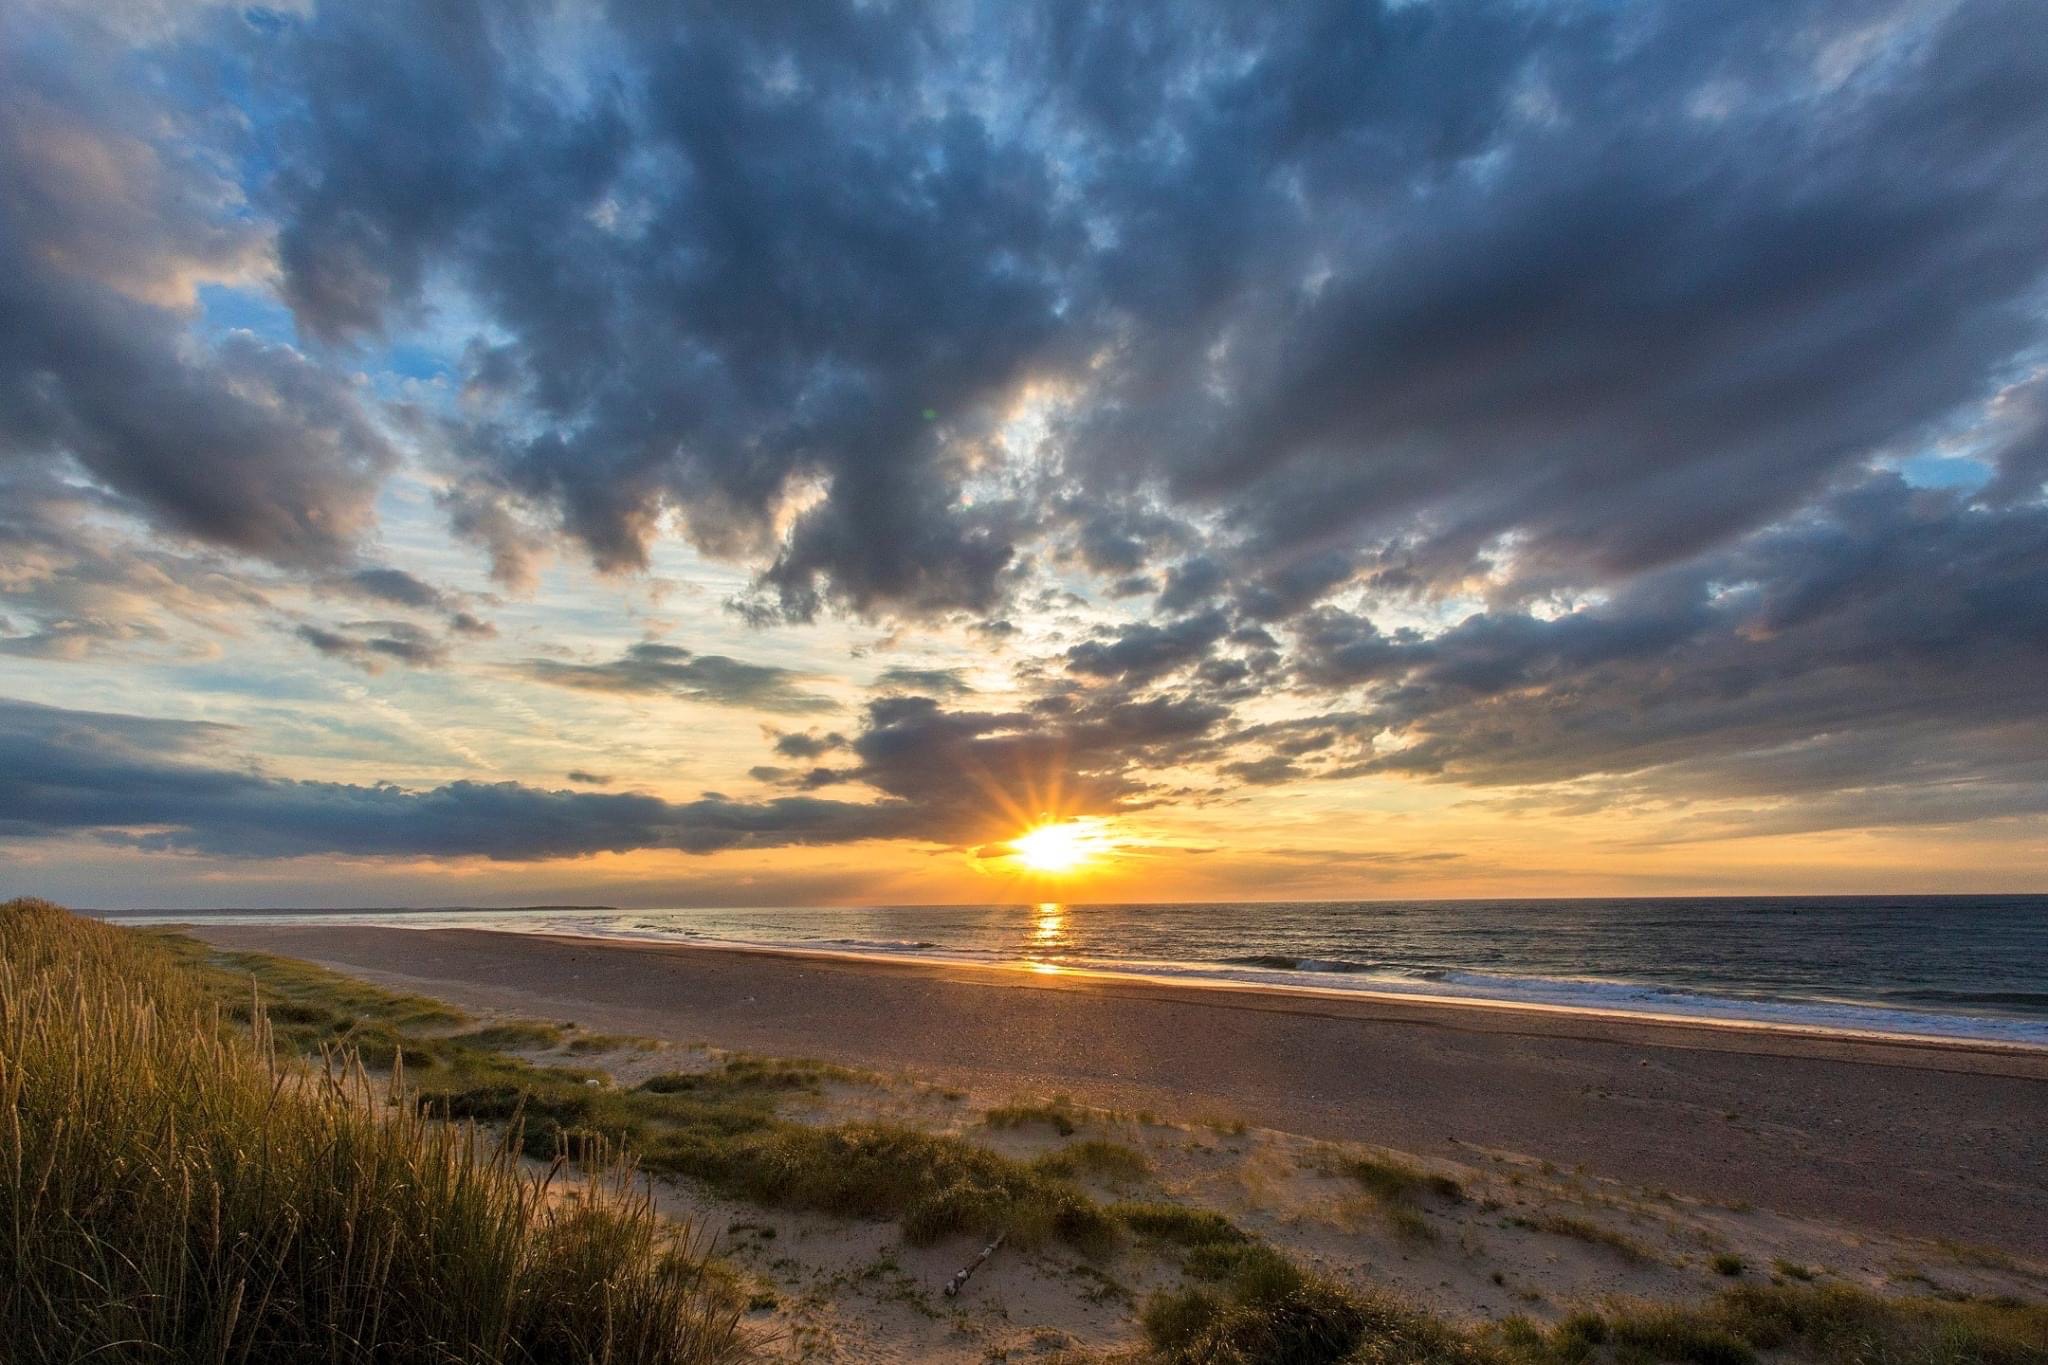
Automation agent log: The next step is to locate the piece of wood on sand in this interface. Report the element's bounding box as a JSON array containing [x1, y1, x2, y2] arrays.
[[943, 1231, 1007, 1297]]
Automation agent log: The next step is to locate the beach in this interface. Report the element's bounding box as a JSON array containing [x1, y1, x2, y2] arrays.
[[193, 923, 2048, 1260]]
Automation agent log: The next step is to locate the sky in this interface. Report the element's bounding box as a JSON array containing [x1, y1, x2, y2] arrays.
[[3, 0, 2047, 909]]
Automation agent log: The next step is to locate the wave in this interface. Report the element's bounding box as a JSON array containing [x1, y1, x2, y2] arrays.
[[1187, 959, 2048, 1046], [1883, 988, 2048, 1008], [1222, 954, 1380, 974]]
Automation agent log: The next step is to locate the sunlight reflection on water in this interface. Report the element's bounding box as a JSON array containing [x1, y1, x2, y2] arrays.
[[1031, 901, 1065, 957]]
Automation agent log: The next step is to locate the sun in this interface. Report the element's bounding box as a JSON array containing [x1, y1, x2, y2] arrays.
[[1010, 820, 1105, 875]]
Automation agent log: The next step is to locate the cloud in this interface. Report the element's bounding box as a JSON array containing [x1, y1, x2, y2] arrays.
[[339, 567, 448, 611], [771, 730, 848, 760], [1065, 609, 1231, 685], [256, 1, 1082, 620], [522, 643, 836, 714], [871, 666, 975, 696], [1053, 1, 2048, 603], [234, 0, 2047, 636], [840, 689, 1230, 840], [0, 33, 395, 569], [1275, 476, 2048, 827], [295, 620, 450, 672], [1155, 556, 1227, 614], [0, 468, 275, 661], [0, 697, 922, 860], [1219, 755, 1301, 786]]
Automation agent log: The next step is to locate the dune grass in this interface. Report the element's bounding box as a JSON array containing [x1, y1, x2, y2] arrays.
[[987, 1097, 1082, 1135], [1339, 1151, 1467, 1205], [1508, 1212, 1660, 1265], [1034, 1137, 1153, 1182], [0, 898, 747, 1365], [1143, 1249, 1489, 1365], [648, 1121, 1123, 1254], [1144, 1264, 2048, 1365], [1530, 1283, 2048, 1365]]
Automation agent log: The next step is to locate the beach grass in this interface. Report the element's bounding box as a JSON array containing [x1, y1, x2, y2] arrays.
[[987, 1097, 1082, 1135], [648, 1120, 1123, 1254], [1550, 1283, 2048, 1365], [1337, 1150, 1467, 1205], [0, 898, 747, 1365], [1143, 1263, 2048, 1365], [1034, 1137, 1153, 1182]]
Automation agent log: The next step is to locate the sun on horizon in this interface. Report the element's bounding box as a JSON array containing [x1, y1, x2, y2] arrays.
[[1009, 819, 1114, 876]]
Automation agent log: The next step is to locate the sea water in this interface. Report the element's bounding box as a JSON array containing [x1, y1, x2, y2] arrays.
[[111, 895, 2048, 1046]]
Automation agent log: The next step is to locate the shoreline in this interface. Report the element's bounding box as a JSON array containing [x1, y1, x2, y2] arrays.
[[515, 928, 2048, 1056], [134, 911, 2048, 1052], [189, 922, 2048, 1257]]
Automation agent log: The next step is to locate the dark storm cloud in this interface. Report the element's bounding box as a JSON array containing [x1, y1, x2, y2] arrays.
[[1053, 0, 2048, 598], [1279, 477, 2048, 823], [1065, 610, 1231, 685], [1977, 370, 2048, 507], [229, 0, 2048, 637], [0, 690, 1215, 858], [1066, 503, 1195, 577], [263, 0, 1082, 620], [0, 698, 921, 859], [523, 643, 835, 714], [1233, 552, 1358, 624], [1155, 557, 1227, 615], [0, 28, 394, 570]]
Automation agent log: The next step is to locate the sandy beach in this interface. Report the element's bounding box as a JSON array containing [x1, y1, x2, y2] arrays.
[[195, 923, 2048, 1260]]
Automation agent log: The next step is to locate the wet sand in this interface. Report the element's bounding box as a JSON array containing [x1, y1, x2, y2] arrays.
[[194, 923, 2048, 1257]]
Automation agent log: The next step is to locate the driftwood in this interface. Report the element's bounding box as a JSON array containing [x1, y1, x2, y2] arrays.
[[943, 1231, 1007, 1297]]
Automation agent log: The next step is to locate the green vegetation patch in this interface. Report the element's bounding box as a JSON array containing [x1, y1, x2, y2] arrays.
[[449, 1020, 568, 1051], [1144, 1265, 2046, 1365], [647, 1121, 1120, 1254], [986, 1098, 1082, 1135], [1144, 1250, 1485, 1365], [1112, 1200, 1253, 1250], [1338, 1151, 1466, 1205], [1034, 1137, 1152, 1182]]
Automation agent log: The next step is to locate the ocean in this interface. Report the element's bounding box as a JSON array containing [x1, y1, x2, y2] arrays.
[[112, 894, 2048, 1047]]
